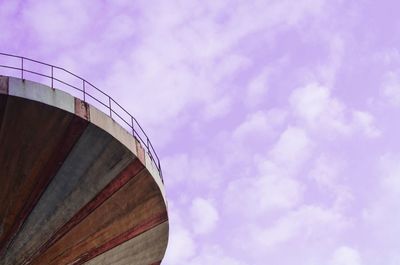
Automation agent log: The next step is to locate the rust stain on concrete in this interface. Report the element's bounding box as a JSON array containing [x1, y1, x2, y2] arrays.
[[0, 76, 8, 95], [74, 98, 90, 120], [136, 141, 146, 165]]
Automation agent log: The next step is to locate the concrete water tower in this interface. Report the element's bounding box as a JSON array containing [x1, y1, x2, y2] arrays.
[[0, 53, 168, 265]]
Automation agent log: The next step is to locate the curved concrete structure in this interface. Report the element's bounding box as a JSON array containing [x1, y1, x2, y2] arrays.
[[0, 76, 168, 265]]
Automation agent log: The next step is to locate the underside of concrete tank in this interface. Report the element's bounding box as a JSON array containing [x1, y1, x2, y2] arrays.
[[0, 76, 168, 265]]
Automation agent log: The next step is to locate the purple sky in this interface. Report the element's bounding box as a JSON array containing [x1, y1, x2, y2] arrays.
[[2, 0, 400, 264]]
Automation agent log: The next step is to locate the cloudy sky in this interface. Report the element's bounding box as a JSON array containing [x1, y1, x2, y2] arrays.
[[1, 0, 400, 264]]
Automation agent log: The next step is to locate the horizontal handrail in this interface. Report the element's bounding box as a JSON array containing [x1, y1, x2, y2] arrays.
[[0, 52, 163, 181]]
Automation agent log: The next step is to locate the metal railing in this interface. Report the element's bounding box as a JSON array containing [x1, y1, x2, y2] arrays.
[[0, 52, 162, 180]]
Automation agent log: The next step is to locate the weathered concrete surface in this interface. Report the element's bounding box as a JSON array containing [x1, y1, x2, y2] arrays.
[[29, 169, 167, 265], [3, 124, 135, 264], [89, 105, 136, 156], [0, 76, 168, 265], [8, 77, 75, 113], [84, 222, 168, 265], [89, 104, 166, 203]]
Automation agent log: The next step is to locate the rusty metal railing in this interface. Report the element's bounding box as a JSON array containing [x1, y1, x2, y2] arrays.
[[0, 52, 163, 180]]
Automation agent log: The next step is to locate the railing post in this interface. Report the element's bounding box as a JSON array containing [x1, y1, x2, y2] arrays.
[[51, 66, 54, 89], [83, 80, 86, 102], [109, 97, 112, 118], [159, 161, 163, 182], [21, 57, 24, 79], [131, 116, 135, 136]]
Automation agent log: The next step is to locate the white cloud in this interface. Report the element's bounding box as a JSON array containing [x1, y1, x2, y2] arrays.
[[290, 82, 380, 138], [162, 152, 222, 190], [352, 111, 381, 138], [190, 197, 219, 235], [164, 224, 196, 264], [361, 153, 400, 259], [232, 109, 287, 142], [309, 155, 342, 189], [320, 34, 346, 86], [378, 153, 400, 194], [162, 154, 190, 188], [0, 1, 20, 43], [190, 156, 222, 187], [22, 0, 93, 46], [290, 83, 350, 135], [245, 68, 270, 107], [97, 0, 328, 132], [381, 70, 400, 106], [269, 126, 313, 170], [213, 54, 252, 81], [225, 126, 313, 218], [248, 205, 349, 250], [308, 155, 353, 211], [203, 97, 232, 121], [224, 160, 304, 218], [189, 245, 247, 265], [374, 48, 400, 65], [329, 246, 362, 265], [163, 203, 197, 264], [103, 14, 137, 42]]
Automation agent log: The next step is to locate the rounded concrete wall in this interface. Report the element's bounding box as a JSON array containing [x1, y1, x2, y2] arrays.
[[0, 76, 168, 265]]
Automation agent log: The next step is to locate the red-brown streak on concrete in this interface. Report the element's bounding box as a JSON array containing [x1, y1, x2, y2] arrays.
[[30, 169, 167, 265], [29, 159, 145, 263], [70, 215, 168, 265], [0, 97, 78, 256], [1, 115, 89, 259]]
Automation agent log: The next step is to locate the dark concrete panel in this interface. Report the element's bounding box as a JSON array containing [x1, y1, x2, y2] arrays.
[[0, 96, 74, 255], [2, 124, 134, 265], [31, 169, 167, 265]]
